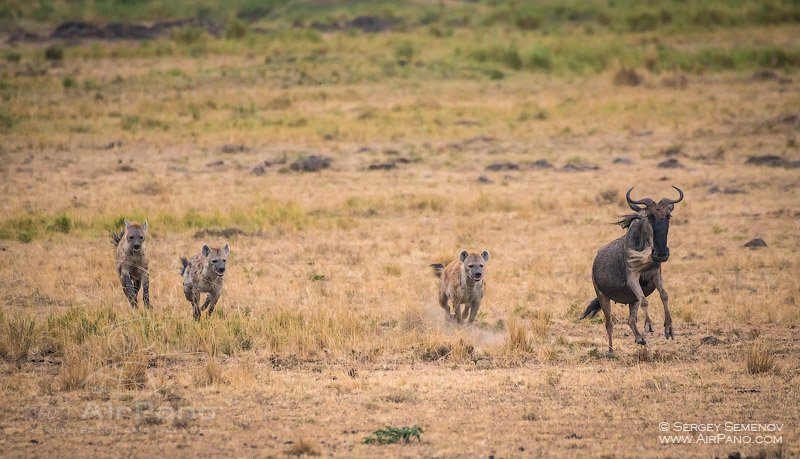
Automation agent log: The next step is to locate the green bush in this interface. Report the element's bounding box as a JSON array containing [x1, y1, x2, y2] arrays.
[[44, 45, 63, 61]]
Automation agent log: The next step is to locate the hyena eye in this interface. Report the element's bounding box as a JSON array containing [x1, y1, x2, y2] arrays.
[[468, 264, 474, 268]]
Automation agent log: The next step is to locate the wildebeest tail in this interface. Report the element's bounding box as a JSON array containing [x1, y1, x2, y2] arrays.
[[580, 298, 602, 320], [430, 263, 445, 278], [180, 257, 189, 276], [111, 229, 124, 247]]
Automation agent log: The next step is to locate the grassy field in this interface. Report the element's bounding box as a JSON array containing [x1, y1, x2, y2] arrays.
[[1, 1, 800, 457]]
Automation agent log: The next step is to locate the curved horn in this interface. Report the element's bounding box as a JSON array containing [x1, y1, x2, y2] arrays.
[[626, 187, 653, 211], [663, 186, 684, 205]]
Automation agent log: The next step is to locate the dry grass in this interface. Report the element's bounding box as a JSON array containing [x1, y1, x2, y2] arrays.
[[746, 342, 776, 375], [1, 15, 799, 457]]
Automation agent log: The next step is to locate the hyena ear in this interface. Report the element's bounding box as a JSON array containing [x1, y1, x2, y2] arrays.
[[124, 219, 131, 228], [459, 250, 469, 263], [481, 250, 490, 262], [142, 220, 148, 232], [201, 244, 210, 257], [223, 243, 230, 256]]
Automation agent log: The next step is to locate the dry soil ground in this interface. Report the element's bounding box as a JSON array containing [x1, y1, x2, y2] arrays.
[[1, 28, 799, 458]]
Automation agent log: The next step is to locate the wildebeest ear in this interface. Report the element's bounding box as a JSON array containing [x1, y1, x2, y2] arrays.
[[124, 219, 131, 228], [481, 250, 490, 262], [142, 220, 148, 232], [459, 250, 469, 262], [201, 244, 210, 257], [223, 243, 230, 256]]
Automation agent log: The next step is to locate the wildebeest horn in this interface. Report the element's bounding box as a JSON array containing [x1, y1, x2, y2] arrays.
[[626, 187, 654, 211], [663, 186, 684, 205]]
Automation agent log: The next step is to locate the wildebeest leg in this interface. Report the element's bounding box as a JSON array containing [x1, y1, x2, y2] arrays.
[[641, 299, 653, 333], [142, 272, 151, 309], [597, 293, 613, 354], [626, 273, 648, 345], [466, 301, 480, 324], [653, 270, 673, 339], [453, 303, 463, 324]]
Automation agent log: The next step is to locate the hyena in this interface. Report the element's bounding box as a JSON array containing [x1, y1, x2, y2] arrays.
[[112, 219, 150, 308], [180, 243, 229, 320], [431, 250, 490, 324]]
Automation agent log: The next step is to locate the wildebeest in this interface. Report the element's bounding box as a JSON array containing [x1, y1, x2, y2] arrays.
[[431, 250, 490, 324], [112, 219, 150, 308], [581, 186, 684, 353], [180, 243, 229, 320]]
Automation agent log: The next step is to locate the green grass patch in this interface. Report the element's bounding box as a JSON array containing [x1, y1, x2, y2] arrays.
[[363, 425, 423, 445]]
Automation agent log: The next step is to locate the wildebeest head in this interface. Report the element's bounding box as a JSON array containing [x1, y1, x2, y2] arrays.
[[124, 219, 148, 252], [459, 249, 490, 282], [626, 186, 683, 262], [201, 243, 230, 277]]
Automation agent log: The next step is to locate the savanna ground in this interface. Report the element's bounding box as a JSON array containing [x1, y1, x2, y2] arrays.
[[1, 1, 800, 457]]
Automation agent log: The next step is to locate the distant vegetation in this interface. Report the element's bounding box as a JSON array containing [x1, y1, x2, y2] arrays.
[[2, 0, 800, 34], [2, 1, 799, 78]]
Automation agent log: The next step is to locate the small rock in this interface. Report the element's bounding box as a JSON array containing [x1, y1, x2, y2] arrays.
[[486, 162, 520, 172], [193, 227, 247, 239], [367, 162, 396, 171], [661, 73, 688, 89], [477, 175, 492, 183], [661, 145, 683, 157], [613, 68, 642, 86], [743, 238, 767, 249], [529, 159, 554, 169], [700, 336, 722, 346], [561, 162, 599, 172], [745, 154, 800, 168], [752, 70, 777, 81], [251, 165, 266, 176], [206, 160, 224, 167], [289, 155, 331, 172], [612, 157, 632, 165], [657, 158, 682, 169], [222, 144, 247, 154], [707, 185, 745, 195]]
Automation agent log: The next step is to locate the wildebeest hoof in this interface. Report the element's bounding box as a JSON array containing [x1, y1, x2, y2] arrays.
[[665, 325, 674, 339], [635, 336, 647, 345]]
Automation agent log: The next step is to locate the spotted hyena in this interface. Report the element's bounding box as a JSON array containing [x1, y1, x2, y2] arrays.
[[180, 243, 229, 320], [112, 219, 150, 308], [431, 249, 490, 324]]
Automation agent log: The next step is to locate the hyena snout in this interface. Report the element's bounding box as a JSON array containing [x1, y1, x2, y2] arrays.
[[212, 260, 227, 276]]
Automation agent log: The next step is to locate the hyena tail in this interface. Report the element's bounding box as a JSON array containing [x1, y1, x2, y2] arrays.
[[580, 298, 602, 320], [111, 229, 124, 247], [180, 257, 189, 276], [430, 263, 445, 278]]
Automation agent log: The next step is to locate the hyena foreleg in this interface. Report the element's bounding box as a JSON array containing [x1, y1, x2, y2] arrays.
[[438, 291, 451, 320], [121, 273, 138, 307], [466, 300, 481, 324], [142, 272, 151, 309], [205, 291, 221, 316]]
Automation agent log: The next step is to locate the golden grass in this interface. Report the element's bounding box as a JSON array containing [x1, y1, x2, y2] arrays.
[[1, 33, 799, 457]]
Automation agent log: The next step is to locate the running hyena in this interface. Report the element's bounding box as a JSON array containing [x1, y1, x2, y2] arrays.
[[180, 243, 229, 320], [112, 219, 150, 308], [431, 250, 490, 324]]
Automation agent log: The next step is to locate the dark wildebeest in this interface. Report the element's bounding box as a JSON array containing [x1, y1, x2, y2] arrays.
[[581, 186, 684, 353]]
